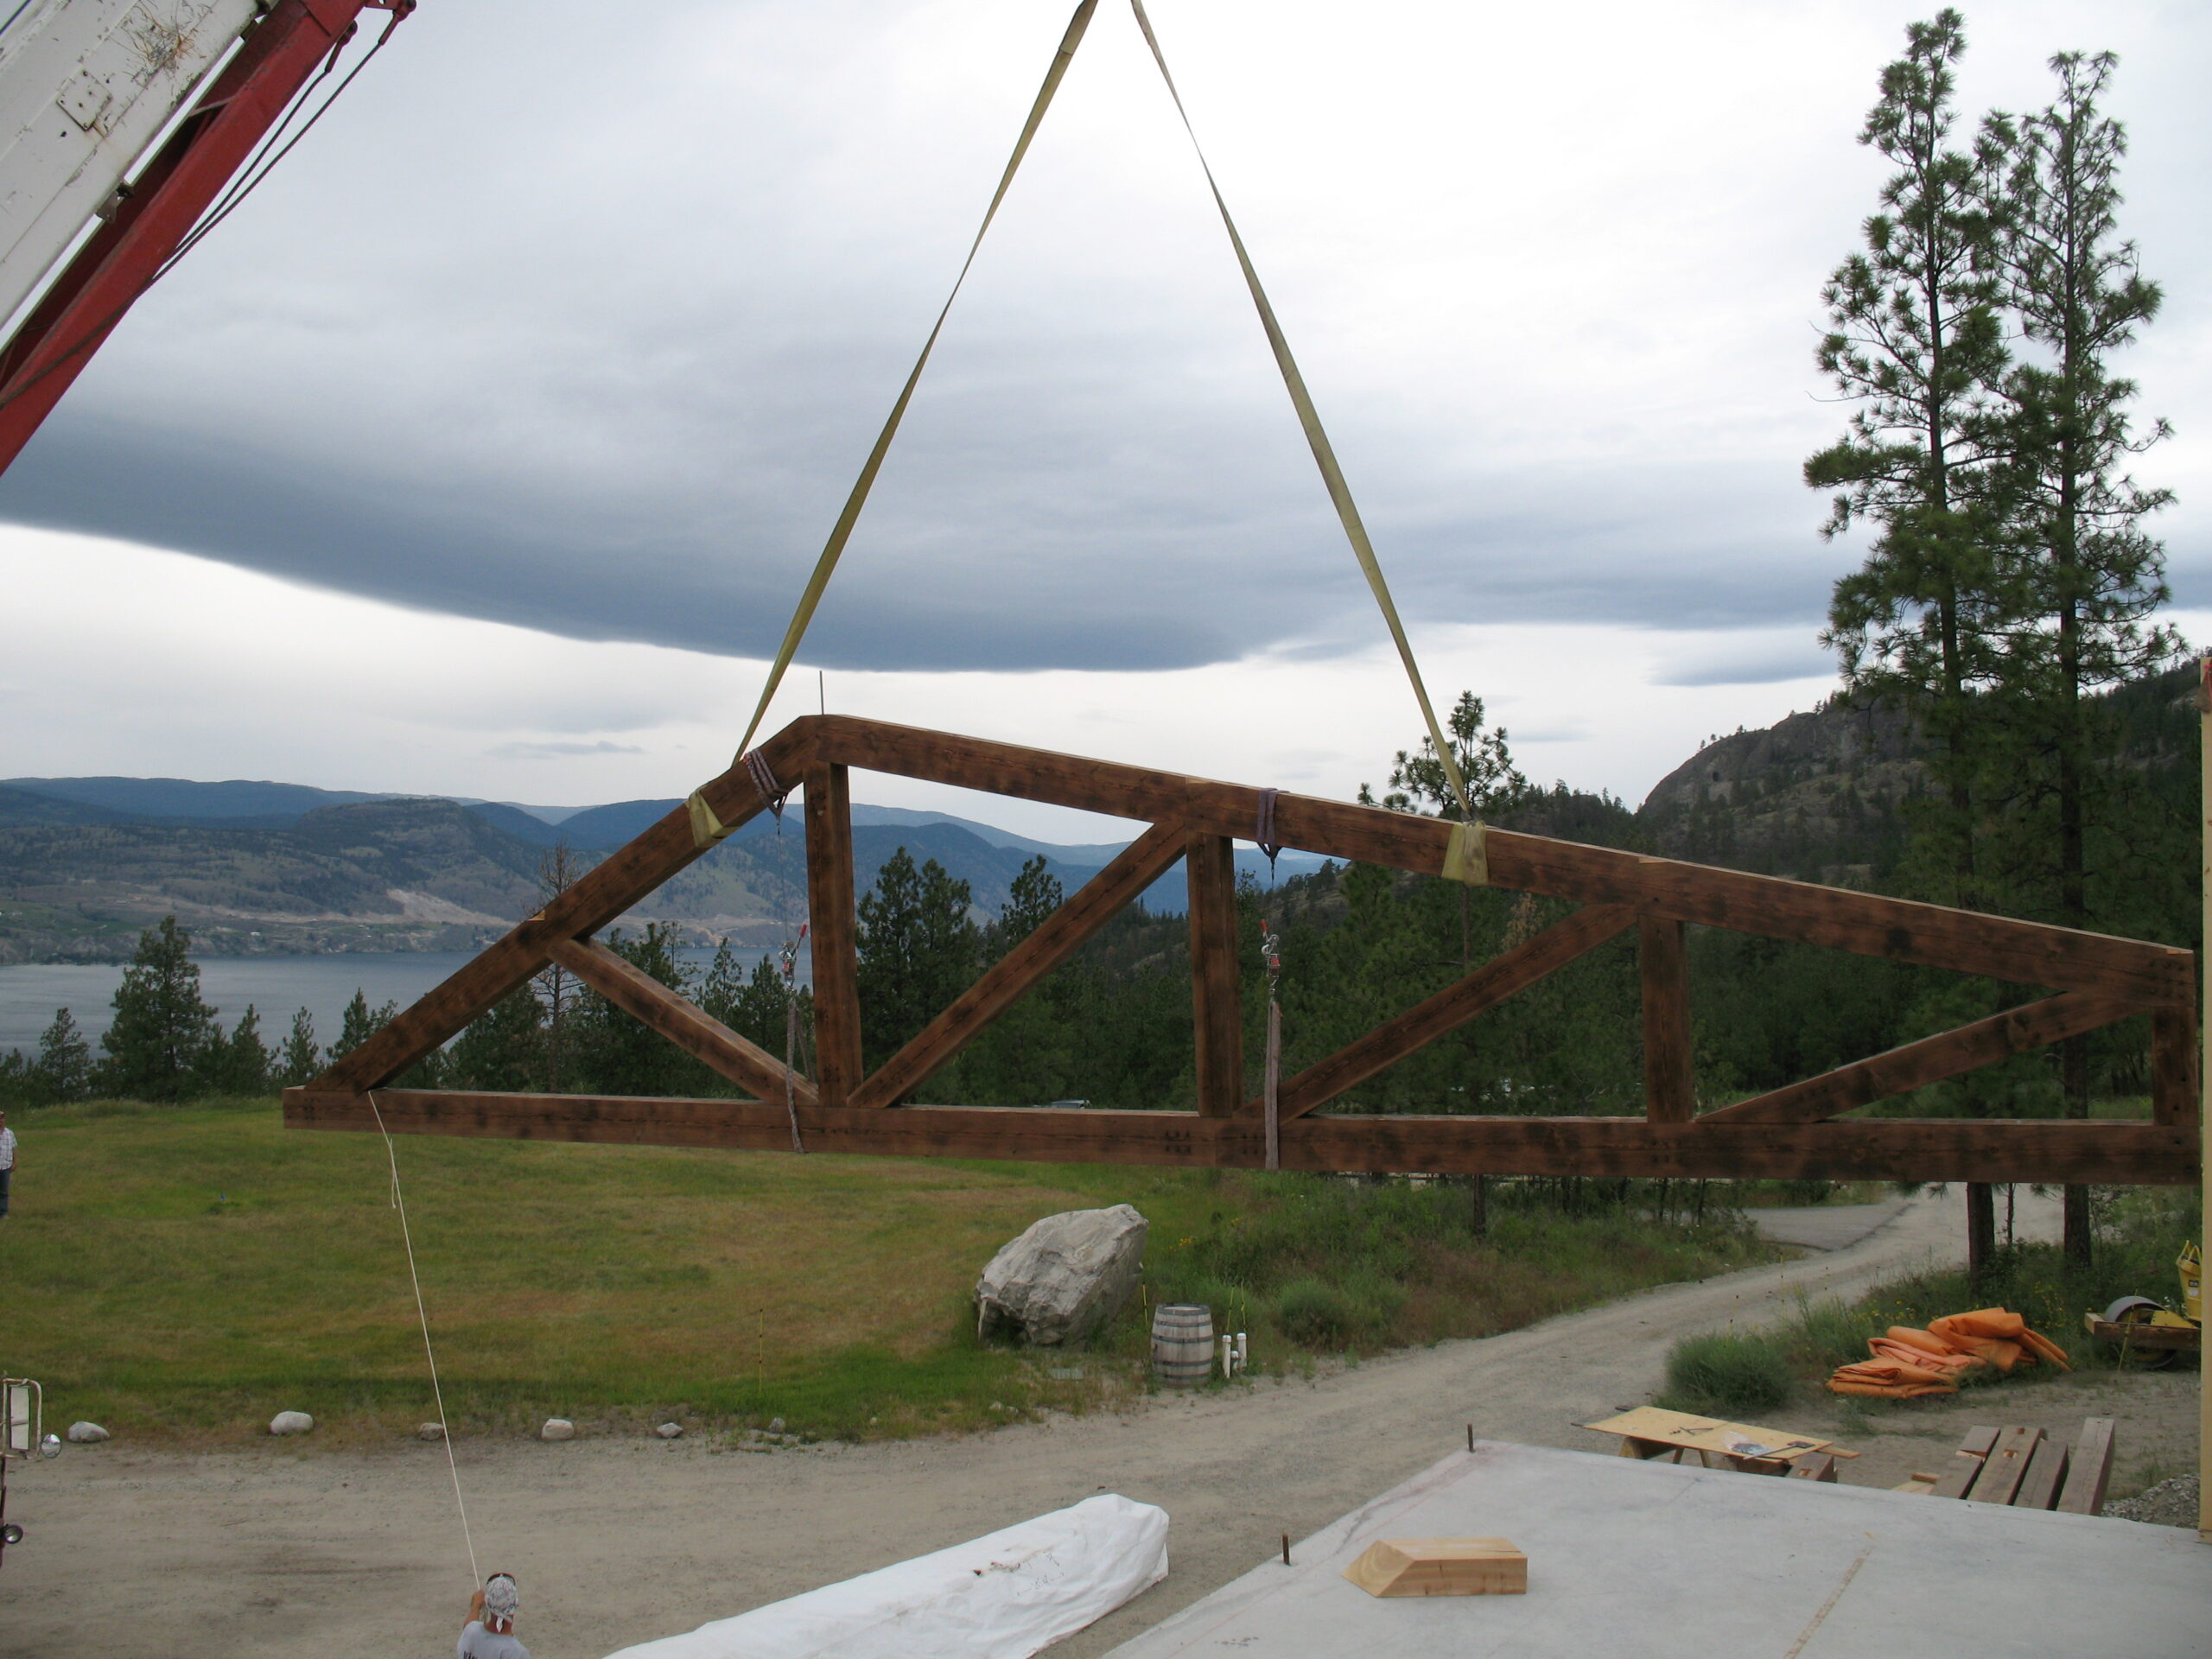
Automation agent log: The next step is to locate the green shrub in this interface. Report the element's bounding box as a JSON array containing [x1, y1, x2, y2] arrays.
[[1662, 1331, 1793, 1415], [1778, 1294, 1881, 1373], [1274, 1278, 1361, 1348]]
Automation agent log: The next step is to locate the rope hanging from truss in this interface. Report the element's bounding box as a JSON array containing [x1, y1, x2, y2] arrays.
[[729, 0, 1474, 824], [366, 1090, 480, 1589]]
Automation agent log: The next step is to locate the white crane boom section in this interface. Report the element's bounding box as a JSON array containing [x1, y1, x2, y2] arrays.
[[0, 0, 259, 327]]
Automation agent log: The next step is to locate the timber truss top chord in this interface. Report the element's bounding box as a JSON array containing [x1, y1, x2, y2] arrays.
[[286, 715, 2200, 1187]]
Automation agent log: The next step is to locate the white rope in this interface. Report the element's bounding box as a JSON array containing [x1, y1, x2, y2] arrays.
[[367, 1090, 481, 1588]]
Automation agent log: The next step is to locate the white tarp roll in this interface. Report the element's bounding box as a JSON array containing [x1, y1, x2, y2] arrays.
[[602, 1494, 1168, 1659]]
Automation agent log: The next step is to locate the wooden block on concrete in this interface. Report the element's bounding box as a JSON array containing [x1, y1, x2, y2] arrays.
[[1788, 1454, 1839, 1483], [1343, 1537, 1528, 1598], [2056, 1417, 2115, 1516]]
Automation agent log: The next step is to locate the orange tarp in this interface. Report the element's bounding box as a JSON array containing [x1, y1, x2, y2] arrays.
[[1825, 1308, 2069, 1400]]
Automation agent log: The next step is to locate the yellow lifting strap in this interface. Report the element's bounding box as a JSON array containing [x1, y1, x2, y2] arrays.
[[731, 0, 1477, 835], [731, 0, 1100, 762]]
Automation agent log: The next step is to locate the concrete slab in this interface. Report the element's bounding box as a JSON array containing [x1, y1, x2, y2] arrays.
[[1105, 1441, 2212, 1659]]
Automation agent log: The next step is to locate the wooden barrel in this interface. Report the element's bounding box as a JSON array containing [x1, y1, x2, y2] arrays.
[[1151, 1303, 1215, 1389]]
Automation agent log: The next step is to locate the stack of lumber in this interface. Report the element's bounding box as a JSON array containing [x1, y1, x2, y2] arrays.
[[1893, 1418, 2113, 1513]]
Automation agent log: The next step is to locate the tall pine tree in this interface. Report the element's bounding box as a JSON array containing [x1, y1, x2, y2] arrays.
[[276, 1007, 321, 1089], [99, 917, 218, 1102], [33, 1008, 92, 1103], [200, 1005, 273, 1096], [1984, 48, 2174, 1268], [1812, 10, 2011, 908]]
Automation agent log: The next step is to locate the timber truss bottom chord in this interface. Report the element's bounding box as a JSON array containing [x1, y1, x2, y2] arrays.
[[285, 1090, 2191, 1185]]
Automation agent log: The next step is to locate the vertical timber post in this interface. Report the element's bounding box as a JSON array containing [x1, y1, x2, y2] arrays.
[[2150, 1007, 2198, 1127], [804, 763, 863, 1109], [1638, 914, 1694, 1123], [1187, 833, 1245, 1117], [2197, 656, 2210, 1545]]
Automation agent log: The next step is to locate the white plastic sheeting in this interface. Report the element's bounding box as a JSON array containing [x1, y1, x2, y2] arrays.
[[603, 1494, 1169, 1659]]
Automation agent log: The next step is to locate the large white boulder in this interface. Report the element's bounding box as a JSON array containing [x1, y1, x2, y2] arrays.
[[976, 1205, 1147, 1346], [269, 1411, 314, 1436], [541, 1418, 576, 1441]]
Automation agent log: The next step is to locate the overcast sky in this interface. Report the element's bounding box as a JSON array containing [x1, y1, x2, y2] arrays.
[[2, 0, 2205, 839]]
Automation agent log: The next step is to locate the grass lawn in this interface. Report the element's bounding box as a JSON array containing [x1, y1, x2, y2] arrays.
[[0, 1098, 1778, 1446]]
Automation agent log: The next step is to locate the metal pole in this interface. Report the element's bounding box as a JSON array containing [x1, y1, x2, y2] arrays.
[[1261, 923, 1281, 1172]]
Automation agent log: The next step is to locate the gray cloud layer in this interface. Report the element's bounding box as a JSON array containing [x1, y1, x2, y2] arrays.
[[3, 0, 2202, 672]]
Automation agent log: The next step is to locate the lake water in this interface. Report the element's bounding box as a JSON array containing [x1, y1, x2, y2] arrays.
[[0, 947, 807, 1055]]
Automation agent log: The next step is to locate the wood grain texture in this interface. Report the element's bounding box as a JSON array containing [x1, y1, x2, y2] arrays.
[[549, 938, 816, 1107], [1483, 830, 2192, 1003], [802, 714, 2191, 1001], [1186, 832, 1244, 1117], [849, 821, 1187, 1109], [1963, 1426, 2042, 1505], [2055, 1417, 2115, 1515], [2150, 1006, 2199, 1127], [1639, 915, 1694, 1123], [1700, 992, 2137, 1125], [310, 723, 815, 1094], [1260, 905, 1635, 1122], [283, 1091, 2196, 1183], [804, 762, 863, 1107], [1342, 1539, 1526, 1598], [1928, 1427, 1999, 1501], [2011, 1437, 2069, 1511]]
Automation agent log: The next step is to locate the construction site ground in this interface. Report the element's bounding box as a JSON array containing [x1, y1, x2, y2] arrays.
[[0, 1188, 2199, 1658]]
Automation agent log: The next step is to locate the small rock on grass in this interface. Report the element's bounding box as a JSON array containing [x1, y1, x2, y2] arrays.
[[540, 1418, 575, 1442], [67, 1421, 110, 1444], [270, 1411, 314, 1437], [655, 1422, 683, 1440], [418, 1423, 446, 1441], [767, 1417, 785, 1433]]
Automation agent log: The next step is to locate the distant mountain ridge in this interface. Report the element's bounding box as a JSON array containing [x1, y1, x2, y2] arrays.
[[0, 776, 1152, 864], [0, 767, 1335, 962]]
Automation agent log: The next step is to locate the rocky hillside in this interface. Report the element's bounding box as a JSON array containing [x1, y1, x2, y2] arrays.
[[0, 800, 550, 962], [1636, 698, 1919, 884]]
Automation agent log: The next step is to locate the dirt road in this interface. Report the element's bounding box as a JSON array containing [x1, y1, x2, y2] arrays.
[[2, 1187, 2192, 1658]]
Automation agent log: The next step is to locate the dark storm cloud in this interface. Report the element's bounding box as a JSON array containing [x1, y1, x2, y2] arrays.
[[0, 0, 2198, 671], [0, 402, 1838, 668]]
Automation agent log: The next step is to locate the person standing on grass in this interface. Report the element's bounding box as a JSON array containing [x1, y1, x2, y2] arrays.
[[460, 1573, 530, 1659], [0, 1107, 15, 1220]]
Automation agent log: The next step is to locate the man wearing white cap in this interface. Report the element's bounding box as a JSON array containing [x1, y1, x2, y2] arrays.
[[460, 1573, 530, 1658]]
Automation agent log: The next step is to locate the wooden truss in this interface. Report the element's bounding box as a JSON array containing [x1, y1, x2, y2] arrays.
[[284, 715, 2199, 1185]]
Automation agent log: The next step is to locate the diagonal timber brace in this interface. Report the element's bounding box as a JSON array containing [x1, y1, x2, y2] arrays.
[[310, 722, 814, 1094], [550, 937, 817, 1106], [850, 820, 1188, 1109], [1251, 904, 1637, 1122], [1699, 991, 2139, 1125]]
